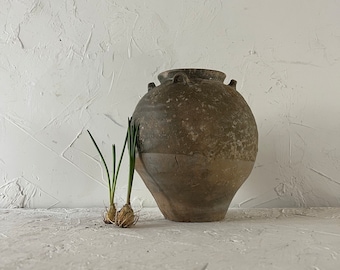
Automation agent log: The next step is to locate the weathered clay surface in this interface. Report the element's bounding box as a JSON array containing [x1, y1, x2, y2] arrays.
[[133, 69, 258, 221]]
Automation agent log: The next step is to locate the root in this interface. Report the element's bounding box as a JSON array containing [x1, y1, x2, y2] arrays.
[[115, 204, 138, 228], [103, 204, 116, 224]]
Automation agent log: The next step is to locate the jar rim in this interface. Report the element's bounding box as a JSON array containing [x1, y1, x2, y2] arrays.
[[158, 68, 226, 83]]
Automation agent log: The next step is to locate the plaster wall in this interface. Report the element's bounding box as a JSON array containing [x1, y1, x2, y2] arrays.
[[1, 0, 340, 208]]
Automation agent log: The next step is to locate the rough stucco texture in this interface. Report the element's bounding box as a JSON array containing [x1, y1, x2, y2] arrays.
[[1, 0, 340, 208]]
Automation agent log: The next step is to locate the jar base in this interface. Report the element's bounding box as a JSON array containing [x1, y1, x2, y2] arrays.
[[161, 209, 227, 222]]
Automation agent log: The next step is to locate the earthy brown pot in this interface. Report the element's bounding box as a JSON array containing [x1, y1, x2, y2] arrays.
[[132, 69, 258, 222]]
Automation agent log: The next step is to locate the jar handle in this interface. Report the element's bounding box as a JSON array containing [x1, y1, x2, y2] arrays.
[[172, 72, 189, 85], [228, 79, 237, 89], [148, 82, 156, 92]]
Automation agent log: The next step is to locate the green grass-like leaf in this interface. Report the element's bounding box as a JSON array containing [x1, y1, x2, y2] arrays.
[[87, 118, 138, 209], [87, 130, 128, 206], [87, 130, 112, 203], [126, 117, 139, 205]]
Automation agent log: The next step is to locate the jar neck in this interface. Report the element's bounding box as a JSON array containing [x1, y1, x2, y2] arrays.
[[158, 69, 226, 84]]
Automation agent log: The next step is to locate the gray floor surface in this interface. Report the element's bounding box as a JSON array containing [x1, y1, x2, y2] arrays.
[[1, 207, 339, 270]]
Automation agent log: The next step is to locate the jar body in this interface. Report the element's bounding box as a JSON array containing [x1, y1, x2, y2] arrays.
[[132, 69, 258, 222]]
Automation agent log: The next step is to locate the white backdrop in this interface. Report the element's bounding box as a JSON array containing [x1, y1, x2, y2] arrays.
[[1, 0, 340, 208]]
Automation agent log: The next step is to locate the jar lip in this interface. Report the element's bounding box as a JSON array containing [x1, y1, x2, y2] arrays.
[[158, 68, 226, 83]]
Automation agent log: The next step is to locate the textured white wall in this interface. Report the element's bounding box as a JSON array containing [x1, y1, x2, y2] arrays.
[[1, 0, 340, 208]]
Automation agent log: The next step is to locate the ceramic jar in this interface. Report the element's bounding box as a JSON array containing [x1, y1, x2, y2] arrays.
[[132, 69, 258, 222]]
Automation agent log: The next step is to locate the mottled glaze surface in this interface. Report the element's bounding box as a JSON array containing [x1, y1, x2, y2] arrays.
[[133, 69, 258, 222]]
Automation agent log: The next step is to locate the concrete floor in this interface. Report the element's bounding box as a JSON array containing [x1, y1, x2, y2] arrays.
[[0, 207, 339, 270]]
